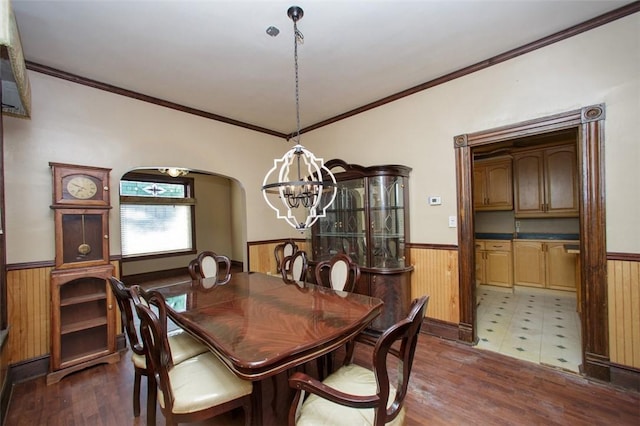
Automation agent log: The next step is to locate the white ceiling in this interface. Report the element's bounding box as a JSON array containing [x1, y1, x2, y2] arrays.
[[11, 0, 634, 135]]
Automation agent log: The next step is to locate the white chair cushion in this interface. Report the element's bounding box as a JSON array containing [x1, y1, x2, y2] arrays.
[[296, 364, 405, 426], [168, 329, 208, 364], [130, 329, 207, 370], [158, 352, 253, 414], [131, 352, 146, 369]]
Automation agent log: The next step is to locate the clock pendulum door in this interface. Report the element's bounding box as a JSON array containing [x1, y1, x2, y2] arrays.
[[54, 208, 109, 269]]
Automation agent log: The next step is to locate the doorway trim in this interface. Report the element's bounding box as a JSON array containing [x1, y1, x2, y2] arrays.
[[454, 104, 609, 381]]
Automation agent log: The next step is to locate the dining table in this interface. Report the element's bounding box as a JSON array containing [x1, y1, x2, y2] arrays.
[[152, 271, 383, 425]]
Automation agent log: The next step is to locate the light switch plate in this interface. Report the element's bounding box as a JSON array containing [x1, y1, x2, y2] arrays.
[[448, 216, 457, 227]]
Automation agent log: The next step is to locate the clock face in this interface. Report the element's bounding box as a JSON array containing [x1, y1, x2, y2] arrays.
[[66, 176, 98, 200]]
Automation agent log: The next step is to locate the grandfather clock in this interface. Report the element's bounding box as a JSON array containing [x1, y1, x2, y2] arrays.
[[47, 162, 119, 384]]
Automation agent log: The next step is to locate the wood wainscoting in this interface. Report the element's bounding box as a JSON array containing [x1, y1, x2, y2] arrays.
[[6, 265, 53, 364], [607, 255, 640, 369], [406, 244, 460, 338], [5, 261, 121, 367], [248, 238, 308, 274]]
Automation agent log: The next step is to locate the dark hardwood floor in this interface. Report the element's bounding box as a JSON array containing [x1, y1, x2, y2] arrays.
[[5, 331, 639, 425]]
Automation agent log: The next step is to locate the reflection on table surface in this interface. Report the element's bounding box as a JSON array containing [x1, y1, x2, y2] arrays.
[[153, 271, 383, 380]]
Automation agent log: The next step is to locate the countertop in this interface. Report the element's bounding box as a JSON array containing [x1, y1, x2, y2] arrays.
[[476, 232, 580, 241]]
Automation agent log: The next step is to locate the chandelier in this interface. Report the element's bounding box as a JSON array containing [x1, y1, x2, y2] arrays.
[[262, 6, 337, 231]]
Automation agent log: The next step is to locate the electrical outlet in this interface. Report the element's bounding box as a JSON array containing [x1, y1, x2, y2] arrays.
[[448, 216, 457, 228]]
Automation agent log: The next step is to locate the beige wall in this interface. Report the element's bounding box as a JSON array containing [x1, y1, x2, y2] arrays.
[[3, 14, 638, 262], [3, 72, 300, 265], [301, 13, 640, 253]]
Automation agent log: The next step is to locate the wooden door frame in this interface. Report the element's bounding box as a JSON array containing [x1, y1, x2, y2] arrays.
[[454, 104, 609, 381]]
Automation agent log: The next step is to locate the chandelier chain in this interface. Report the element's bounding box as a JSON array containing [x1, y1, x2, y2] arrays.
[[293, 20, 303, 144]]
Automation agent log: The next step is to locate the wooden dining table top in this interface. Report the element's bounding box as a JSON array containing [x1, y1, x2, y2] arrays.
[[152, 271, 383, 380]]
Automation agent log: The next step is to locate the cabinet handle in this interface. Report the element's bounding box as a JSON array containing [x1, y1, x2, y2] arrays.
[[104, 235, 109, 239], [108, 304, 113, 310]]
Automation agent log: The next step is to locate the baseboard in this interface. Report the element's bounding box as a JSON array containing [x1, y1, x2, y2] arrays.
[[9, 355, 49, 384], [609, 362, 640, 392], [422, 317, 459, 341], [116, 333, 127, 351], [121, 267, 189, 284]]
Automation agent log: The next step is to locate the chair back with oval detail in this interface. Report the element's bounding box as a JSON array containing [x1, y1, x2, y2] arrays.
[[188, 251, 232, 284], [314, 253, 360, 292], [275, 240, 299, 273], [281, 250, 308, 282]]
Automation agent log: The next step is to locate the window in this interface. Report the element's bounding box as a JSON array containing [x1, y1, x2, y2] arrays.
[[120, 173, 196, 258]]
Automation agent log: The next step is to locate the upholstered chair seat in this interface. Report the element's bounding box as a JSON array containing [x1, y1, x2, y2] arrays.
[[295, 363, 405, 426], [158, 351, 253, 414], [130, 329, 207, 370]]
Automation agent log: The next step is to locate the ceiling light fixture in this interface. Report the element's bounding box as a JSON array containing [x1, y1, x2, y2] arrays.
[[261, 6, 337, 231], [158, 167, 189, 178]]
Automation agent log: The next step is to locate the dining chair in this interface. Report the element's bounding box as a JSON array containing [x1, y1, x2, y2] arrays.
[[130, 286, 253, 426], [275, 240, 299, 273], [188, 251, 232, 284], [288, 295, 429, 426], [314, 253, 360, 292], [314, 253, 362, 378], [108, 277, 208, 425], [281, 250, 309, 283]]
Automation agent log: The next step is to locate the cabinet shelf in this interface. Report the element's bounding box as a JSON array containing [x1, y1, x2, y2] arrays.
[[61, 317, 108, 335], [60, 292, 106, 306]]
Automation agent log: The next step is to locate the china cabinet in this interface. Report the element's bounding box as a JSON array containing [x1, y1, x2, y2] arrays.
[[309, 159, 413, 332]]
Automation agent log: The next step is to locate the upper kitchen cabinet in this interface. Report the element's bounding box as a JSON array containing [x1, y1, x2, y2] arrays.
[[513, 144, 578, 218], [473, 156, 513, 211]]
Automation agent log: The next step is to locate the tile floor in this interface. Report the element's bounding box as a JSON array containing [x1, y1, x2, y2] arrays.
[[476, 285, 582, 373]]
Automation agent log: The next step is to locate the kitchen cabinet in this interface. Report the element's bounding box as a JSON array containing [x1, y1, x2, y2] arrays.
[[513, 239, 578, 291], [309, 159, 413, 332], [513, 144, 578, 217], [473, 157, 513, 211], [475, 240, 512, 287]]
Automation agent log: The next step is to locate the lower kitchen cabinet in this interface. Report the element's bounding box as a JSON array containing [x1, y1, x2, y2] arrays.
[[513, 240, 578, 291], [475, 240, 513, 287]]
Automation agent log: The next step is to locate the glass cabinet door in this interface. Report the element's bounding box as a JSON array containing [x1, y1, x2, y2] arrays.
[[369, 175, 406, 268], [311, 178, 367, 266]]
